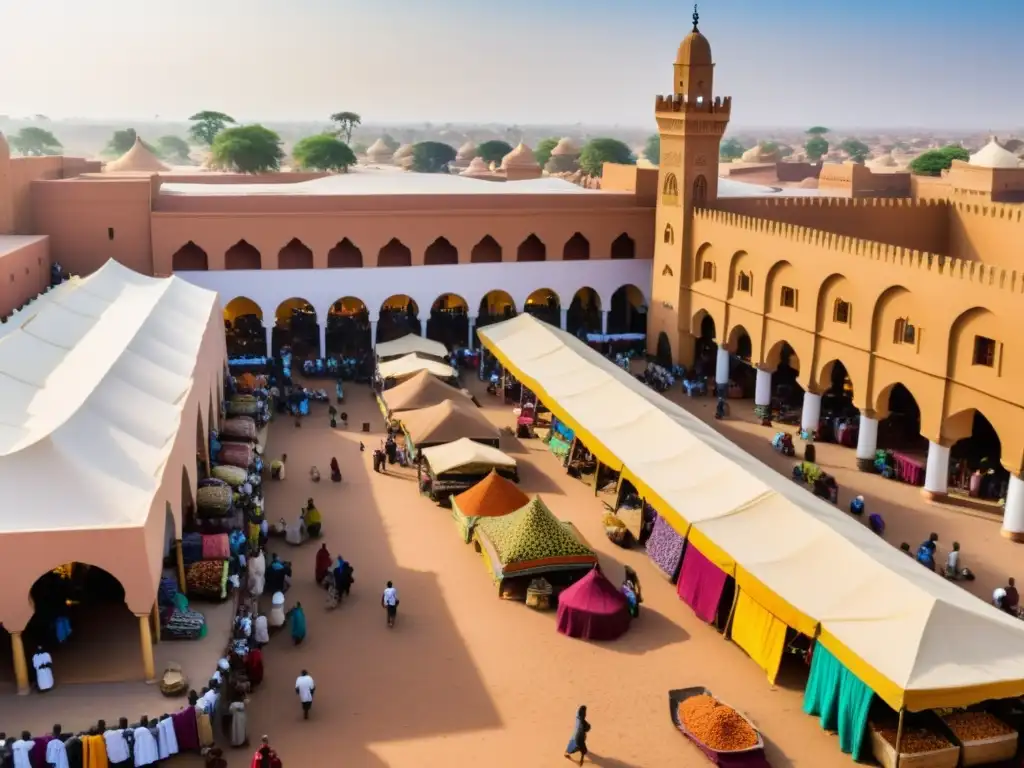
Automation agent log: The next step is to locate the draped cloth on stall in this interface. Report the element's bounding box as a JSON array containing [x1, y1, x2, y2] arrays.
[[645, 514, 685, 580], [731, 591, 788, 685], [803, 643, 875, 760], [677, 543, 728, 624]]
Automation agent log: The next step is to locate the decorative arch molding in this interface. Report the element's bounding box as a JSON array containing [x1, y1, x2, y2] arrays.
[[171, 241, 208, 271], [727, 250, 751, 300], [764, 260, 796, 314], [869, 284, 915, 350], [945, 306, 1002, 384], [815, 273, 858, 334], [725, 324, 753, 360], [424, 236, 459, 266], [694, 242, 715, 283], [814, 358, 863, 402]]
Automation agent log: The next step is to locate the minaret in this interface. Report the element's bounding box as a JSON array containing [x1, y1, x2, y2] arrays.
[[0, 132, 13, 235], [649, 6, 731, 367]]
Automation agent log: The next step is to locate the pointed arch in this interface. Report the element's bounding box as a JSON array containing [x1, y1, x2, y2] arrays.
[[377, 294, 420, 344], [525, 288, 561, 327], [471, 235, 502, 263], [424, 236, 458, 266], [517, 234, 546, 262], [225, 240, 261, 270], [172, 241, 207, 271], [477, 290, 516, 329], [611, 233, 635, 260], [378, 238, 412, 268], [328, 238, 362, 268], [567, 287, 601, 336], [278, 238, 313, 269], [663, 224, 675, 245], [326, 297, 371, 356], [563, 232, 590, 261], [692, 174, 708, 207], [662, 173, 679, 205], [428, 293, 469, 347], [608, 284, 645, 335]]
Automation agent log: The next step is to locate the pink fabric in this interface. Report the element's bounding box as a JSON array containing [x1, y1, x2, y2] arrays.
[[202, 533, 230, 561], [556, 568, 631, 641], [676, 545, 728, 624]]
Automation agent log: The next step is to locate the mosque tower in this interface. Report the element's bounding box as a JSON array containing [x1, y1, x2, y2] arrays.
[[649, 5, 731, 367]]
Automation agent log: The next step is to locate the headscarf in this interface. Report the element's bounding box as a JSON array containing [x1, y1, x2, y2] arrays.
[[331, 457, 340, 474]]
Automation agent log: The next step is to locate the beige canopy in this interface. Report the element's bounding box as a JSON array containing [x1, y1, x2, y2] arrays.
[[478, 313, 1024, 712], [378, 353, 456, 383], [376, 333, 448, 360], [380, 369, 472, 414], [421, 438, 516, 475], [105, 136, 170, 173], [400, 399, 500, 449]]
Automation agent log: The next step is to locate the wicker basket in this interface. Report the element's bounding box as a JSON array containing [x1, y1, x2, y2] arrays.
[[159, 663, 188, 697], [526, 579, 553, 610], [868, 726, 960, 768]]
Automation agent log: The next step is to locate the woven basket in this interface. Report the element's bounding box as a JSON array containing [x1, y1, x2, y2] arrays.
[[197, 484, 232, 516], [159, 663, 188, 696], [220, 417, 257, 442]]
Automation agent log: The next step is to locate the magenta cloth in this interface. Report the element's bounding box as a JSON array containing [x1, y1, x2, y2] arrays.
[[646, 514, 685, 580], [171, 706, 200, 751], [201, 533, 230, 561], [676, 545, 728, 624], [29, 735, 53, 768], [556, 568, 631, 641]]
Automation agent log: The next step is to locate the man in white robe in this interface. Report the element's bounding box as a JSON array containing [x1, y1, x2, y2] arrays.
[[103, 720, 131, 766], [132, 720, 159, 767], [45, 729, 69, 768], [11, 733, 33, 768], [32, 647, 54, 691]]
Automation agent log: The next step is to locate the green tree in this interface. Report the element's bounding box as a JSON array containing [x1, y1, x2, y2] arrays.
[[644, 134, 661, 165], [840, 139, 870, 164], [719, 138, 745, 160], [9, 127, 62, 156], [409, 141, 456, 173], [534, 137, 560, 168], [209, 125, 284, 173], [188, 111, 236, 146], [578, 138, 634, 177], [156, 135, 191, 163], [806, 126, 830, 136], [105, 128, 138, 155], [477, 140, 514, 165], [330, 112, 361, 145], [804, 136, 829, 162], [909, 145, 970, 176], [292, 134, 357, 172]]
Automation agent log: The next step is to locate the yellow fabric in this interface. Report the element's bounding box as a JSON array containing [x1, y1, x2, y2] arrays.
[[304, 506, 322, 526], [83, 734, 109, 768], [731, 590, 788, 685], [735, 565, 818, 638]]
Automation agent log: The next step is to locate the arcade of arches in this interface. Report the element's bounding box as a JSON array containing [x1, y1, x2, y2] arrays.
[[689, 313, 1024, 539], [222, 284, 647, 360]]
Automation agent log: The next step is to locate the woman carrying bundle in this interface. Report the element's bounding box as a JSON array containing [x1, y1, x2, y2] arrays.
[[303, 499, 323, 539]]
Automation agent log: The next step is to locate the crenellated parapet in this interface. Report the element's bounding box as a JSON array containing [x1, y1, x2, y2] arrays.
[[654, 94, 732, 115], [951, 199, 1024, 222], [693, 207, 1024, 294], [718, 196, 948, 211]]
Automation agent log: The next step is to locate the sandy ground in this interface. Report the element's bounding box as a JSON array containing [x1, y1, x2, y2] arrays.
[[2, 373, 1018, 767]]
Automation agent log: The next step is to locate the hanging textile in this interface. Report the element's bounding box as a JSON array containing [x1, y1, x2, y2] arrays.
[[730, 590, 787, 685], [803, 643, 874, 760], [676, 544, 728, 624], [645, 514, 685, 581]]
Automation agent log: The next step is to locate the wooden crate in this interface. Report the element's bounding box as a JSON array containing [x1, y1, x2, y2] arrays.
[[869, 727, 960, 768], [958, 732, 1017, 767]]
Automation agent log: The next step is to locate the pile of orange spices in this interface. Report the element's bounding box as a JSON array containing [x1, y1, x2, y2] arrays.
[[679, 695, 759, 752]]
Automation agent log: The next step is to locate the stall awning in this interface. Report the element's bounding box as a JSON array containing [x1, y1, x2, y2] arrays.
[[400, 399, 500, 447], [378, 353, 456, 382], [381, 369, 472, 414], [478, 313, 1024, 712], [421, 438, 516, 475], [375, 334, 448, 361]]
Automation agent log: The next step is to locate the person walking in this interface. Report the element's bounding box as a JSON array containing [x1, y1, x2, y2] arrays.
[[249, 736, 281, 768], [382, 581, 399, 628], [289, 602, 307, 646], [564, 705, 591, 765], [295, 670, 315, 720]]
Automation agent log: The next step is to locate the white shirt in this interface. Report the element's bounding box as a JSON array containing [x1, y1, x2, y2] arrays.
[[295, 674, 315, 703], [156, 717, 178, 759], [32, 651, 54, 691], [11, 739, 32, 768], [132, 726, 159, 767], [946, 549, 959, 571], [253, 615, 269, 643], [103, 730, 131, 763], [46, 738, 69, 768], [383, 586, 398, 606]]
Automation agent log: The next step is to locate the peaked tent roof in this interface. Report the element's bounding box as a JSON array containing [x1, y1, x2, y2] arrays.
[[451, 469, 528, 517], [477, 312, 1024, 712], [475, 496, 596, 573], [422, 439, 517, 476], [377, 353, 456, 382], [400, 399, 499, 447], [375, 333, 448, 361], [381, 369, 472, 414], [105, 136, 170, 173], [558, 567, 628, 615], [969, 137, 1020, 169]]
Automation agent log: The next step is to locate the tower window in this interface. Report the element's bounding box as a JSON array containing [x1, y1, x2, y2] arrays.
[[780, 286, 797, 309], [692, 175, 708, 207], [701, 261, 715, 281], [737, 272, 751, 293], [662, 173, 679, 206], [894, 318, 916, 345], [833, 299, 851, 324], [108, 227, 115, 241], [972, 335, 996, 367], [663, 224, 674, 245]]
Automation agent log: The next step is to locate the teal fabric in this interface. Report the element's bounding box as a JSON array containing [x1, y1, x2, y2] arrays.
[[803, 644, 875, 761]]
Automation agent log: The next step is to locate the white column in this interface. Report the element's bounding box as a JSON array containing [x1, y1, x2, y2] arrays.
[[856, 413, 879, 471], [600, 311, 608, 335], [1001, 475, 1024, 541], [468, 316, 476, 349], [479, 348, 486, 379], [318, 323, 326, 359], [754, 368, 772, 407], [559, 309, 568, 331], [419, 319, 427, 337], [369, 320, 377, 349], [800, 392, 822, 433], [715, 345, 730, 388], [923, 441, 950, 497], [265, 326, 273, 358]]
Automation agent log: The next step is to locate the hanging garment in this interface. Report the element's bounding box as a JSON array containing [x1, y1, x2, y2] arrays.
[[130, 728, 158, 768], [45, 739, 69, 768], [80, 735, 108, 768], [170, 708, 199, 753], [100, 732, 128, 767], [730, 590, 788, 685], [32, 652, 54, 691], [155, 719, 178, 760]]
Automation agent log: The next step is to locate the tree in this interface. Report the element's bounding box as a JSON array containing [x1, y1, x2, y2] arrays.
[[534, 138, 560, 169], [909, 145, 970, 177], [188, 111, 236, 146], [329, 112, 361, 145], [578, 138, 634, 177], [644, 134, 661, 165], [719, 138, 745, 160], [292, 134, 357, 172], [351, 141, 368, 156], [409, 141, 456, 173], [477, 140, 514, 165], [380, 133, 400, 152], [9, 127, 62, 156], [806, 126, 830, 136], [104, 128, 158, 156], [209, 125, 284, 173], [156, 135, 191, 163], [840, 139, 870, 164], [805, 136, 829, 162]]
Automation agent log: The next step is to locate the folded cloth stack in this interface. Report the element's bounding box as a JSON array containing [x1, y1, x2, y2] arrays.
[[227, 400, 259, 417], [220, 441, 255, 470], [212, 465, 247, 487], [220, 417, 257, 442], [185, 561, 229, 601], [158, 576, 178, 607], [201, 533, 230, 561], [163, 609, 206, 640], [197, 480, 233, 518], [181, 532, 204, 565]]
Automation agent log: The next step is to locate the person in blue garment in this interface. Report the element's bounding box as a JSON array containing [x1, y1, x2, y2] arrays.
[[564, 705, 590, 765], [289, 602, 307, 646]]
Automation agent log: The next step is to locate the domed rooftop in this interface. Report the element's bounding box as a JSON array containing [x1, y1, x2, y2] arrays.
[[741, 144, 779, 164], [393, 144, 414, 161], [676, 8, 712, 65], [551, 137, 580, 157], [969, 137, 1021, 169], [868, 153, 898, 169], [460, 157, 492, 177], [455, 141, 477, 161], [500, 142, 539, 170], [105, 136, 170, 173], [365, 138, 392, 160]]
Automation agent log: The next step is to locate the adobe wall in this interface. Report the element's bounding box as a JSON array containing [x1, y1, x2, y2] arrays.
[[685, 208, 1024, 472], [0, 236, 50, 318], [911, 175, 952, 202], [600, 163, 658, 206], [712, 197, 951, 255], [947, 201, 1024, 269], [9, 157, 64, 234], [32, 178, 154, 276], [775, 162, 821, 183]]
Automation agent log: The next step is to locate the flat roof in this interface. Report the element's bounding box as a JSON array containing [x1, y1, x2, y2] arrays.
[[0, 235, 47, 260]]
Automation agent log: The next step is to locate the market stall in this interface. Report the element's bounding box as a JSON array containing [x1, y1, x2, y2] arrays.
[[376, 333, 448, 362], [450, 469, 529, 542], [555, 566, 631, 641], [400, 399, 501, 457], [377, 353, 457, 388], [420, 439, 519, 504], [378, 368, 474, 419]]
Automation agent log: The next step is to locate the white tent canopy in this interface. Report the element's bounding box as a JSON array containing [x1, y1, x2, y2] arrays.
[[420, 437, 517, 475], [375, 333, 448, 360], [378, 353, 456, 382], [478, 314, 1024, 712]]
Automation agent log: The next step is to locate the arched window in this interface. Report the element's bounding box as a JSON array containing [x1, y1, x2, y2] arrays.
[[894, 317, 916, 345], [737, 272, 751, 293], [662, 173, 679, 206], [663, 224, 675, 245], [692, 175, 708, 207], [701, 261, 715, 281], [662, 264, 674, 277], [833, 299, 851, 324]]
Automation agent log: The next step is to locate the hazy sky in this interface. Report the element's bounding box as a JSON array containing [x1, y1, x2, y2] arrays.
[[1, 0, 1020, 129]]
